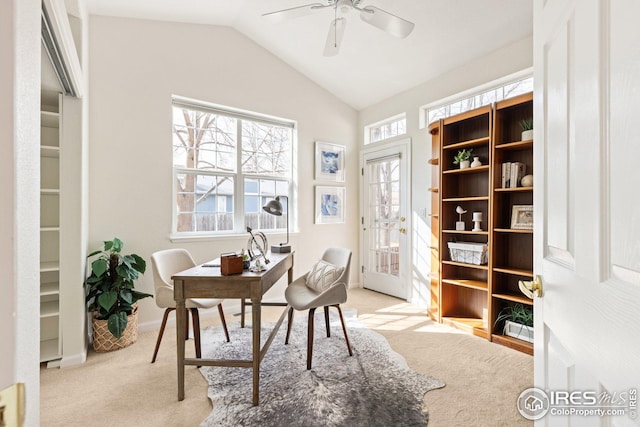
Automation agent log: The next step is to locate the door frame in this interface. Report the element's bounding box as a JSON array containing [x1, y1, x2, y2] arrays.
[[359, 138, 412, 299]]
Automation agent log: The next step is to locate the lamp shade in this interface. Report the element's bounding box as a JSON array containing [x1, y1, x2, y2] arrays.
[[262, 196, 290, 253], [262, 199, 283, 216]]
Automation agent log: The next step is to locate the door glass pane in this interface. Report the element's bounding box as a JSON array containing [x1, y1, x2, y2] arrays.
[[367, 157, 400, 277]]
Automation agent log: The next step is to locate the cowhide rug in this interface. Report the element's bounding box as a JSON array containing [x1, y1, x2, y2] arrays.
[[199, 309, 445, 427]]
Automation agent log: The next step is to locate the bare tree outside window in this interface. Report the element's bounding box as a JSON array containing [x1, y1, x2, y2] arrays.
[[426, 77, 533, 126], [172, 102, 293, 234], [367, 114, 407, 144]]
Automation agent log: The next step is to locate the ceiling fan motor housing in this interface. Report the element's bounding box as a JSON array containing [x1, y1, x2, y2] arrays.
[[326, 0, 363, 5]]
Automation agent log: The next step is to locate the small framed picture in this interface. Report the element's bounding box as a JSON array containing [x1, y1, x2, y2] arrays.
[[510, 205, 533, 230], [315, 141, 345, 182], [315, 186, 345, 224]]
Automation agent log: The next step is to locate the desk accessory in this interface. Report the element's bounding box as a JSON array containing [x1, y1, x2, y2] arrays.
[[220, 252, 243, 275]]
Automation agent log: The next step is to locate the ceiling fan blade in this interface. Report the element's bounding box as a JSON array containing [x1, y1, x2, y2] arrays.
[[359, 6, 415, 39], [323, 18, 346, 57], [263, 3, 329, 23]]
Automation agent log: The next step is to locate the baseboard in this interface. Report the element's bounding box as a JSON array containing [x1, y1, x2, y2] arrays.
[[59, 350, 87, 368]]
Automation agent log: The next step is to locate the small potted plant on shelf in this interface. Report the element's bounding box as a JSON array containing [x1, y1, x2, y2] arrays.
[[494, 303, 534, 343], [84, 237, 152, 352], [453, 148, 473, 169], [520, 118, 534, 141]]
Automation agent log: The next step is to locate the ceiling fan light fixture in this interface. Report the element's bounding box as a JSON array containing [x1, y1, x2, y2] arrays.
[[337, 0, 352, 14]]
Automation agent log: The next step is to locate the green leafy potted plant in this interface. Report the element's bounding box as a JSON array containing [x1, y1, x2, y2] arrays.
[[520, 118, 533, 141], [494, 303, 534, 343], [453, 148, 473, 169], [84, 237, 152, 351]]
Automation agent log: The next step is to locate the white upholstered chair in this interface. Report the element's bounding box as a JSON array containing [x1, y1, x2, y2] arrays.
[[284, 247, 353, 369], [150, 248, 230, 363]]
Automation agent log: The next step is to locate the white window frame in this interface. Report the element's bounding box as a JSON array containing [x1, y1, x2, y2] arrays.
[[419, 68, 533, 129], [364, 112, 407, 145], [170, 96, 297, 240]]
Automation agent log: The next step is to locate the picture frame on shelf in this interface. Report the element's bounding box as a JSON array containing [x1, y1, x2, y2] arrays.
[[315, 141, 345, 182], [315, 186, 345, 224], [510, 205, 533, 230]]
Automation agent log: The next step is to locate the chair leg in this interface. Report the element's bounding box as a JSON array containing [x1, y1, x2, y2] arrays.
[[307, 307, 316, 370], [190, 308, 201, 359], [151, 308, 174, 363], [285, 307, 294, 345], [324, 306, 331, 337], [184, 307, 190, 340], [241, 299, 246, 328], [335, 305, 353, 357], [218, 304, 230, 342]]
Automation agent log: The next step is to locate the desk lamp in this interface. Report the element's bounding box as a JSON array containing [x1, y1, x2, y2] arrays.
[[262, 195, 291, 253]]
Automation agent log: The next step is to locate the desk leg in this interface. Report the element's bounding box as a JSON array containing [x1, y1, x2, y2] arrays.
[[176, 294, 186, 401], [241, 299, 246, 328], [252, 296, 261, 406]]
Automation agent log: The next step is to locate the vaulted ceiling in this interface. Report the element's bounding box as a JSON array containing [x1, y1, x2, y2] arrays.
[[85, 0, 533, 110]]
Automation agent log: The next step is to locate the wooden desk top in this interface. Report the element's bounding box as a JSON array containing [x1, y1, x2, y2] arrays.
[[172, 251, 294, 300]]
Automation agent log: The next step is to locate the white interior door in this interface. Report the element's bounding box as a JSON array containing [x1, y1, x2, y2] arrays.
[[361, 140, 410, 299], [531, 0, 640, 425]]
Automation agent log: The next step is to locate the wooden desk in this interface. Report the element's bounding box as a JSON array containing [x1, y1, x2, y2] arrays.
[[172, 252, 294, 405]]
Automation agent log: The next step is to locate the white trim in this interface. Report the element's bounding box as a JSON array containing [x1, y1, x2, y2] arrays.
[[172, 95, 296, 129], [169, 230, 299, 243], [418, 67, 533, 129]]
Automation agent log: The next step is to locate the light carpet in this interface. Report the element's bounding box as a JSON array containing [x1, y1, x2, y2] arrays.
[[199, 309, 445, 427]]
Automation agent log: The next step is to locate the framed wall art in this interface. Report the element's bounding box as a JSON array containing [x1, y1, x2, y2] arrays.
[[315, 141, 345, 182], [315, 186, 345, 224]]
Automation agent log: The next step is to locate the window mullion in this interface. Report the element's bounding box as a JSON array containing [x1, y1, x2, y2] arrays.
[[234, 119, 244, 233]]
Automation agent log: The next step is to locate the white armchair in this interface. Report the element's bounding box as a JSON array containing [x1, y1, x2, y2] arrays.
[[150, 248, 230, 363], [284, 247, 353, 369]]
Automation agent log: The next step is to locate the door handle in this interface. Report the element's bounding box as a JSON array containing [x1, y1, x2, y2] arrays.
[[399, 227, 407, 234], [519, 275, 543, 299]]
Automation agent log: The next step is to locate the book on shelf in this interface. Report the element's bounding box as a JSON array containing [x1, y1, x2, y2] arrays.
[[510, 162, 526, 188], [501, 162, 526, 188], [502, 162, 511, 188]]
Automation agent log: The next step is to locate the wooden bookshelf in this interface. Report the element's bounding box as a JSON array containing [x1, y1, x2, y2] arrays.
[[429, 93, 535, 355]]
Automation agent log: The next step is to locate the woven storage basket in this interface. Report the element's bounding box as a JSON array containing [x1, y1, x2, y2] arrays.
[[92, 305, 139, 352]]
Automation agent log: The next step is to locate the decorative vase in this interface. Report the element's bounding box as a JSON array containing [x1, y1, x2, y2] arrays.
[[521, 174, 533, 187], [471, 157, 482, 168], [460, 160, 470, 169], [521, 129, 533, 141], [92, 305, 139, 352]]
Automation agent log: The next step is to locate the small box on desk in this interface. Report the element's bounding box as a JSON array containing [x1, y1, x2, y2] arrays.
[[220, 253, 243, 275]]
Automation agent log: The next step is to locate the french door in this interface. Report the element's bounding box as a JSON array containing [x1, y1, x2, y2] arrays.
[[361, 140, 410, 299]]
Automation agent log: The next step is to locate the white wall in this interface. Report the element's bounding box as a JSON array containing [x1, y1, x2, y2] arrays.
[[0, 0, 42, 425], [358, 36, 533, 308], [89, 16, 359, 326]]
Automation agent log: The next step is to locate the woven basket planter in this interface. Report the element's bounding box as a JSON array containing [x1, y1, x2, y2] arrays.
[[92, 305, 139, 352]]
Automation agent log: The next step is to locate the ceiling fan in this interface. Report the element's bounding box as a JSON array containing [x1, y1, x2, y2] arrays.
[[263, 0, 415, 57]]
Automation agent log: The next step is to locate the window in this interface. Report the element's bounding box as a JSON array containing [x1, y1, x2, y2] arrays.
[[365, 113, 406, 145], [421, 74, 533, 127], [172, 98, 294, 236]]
